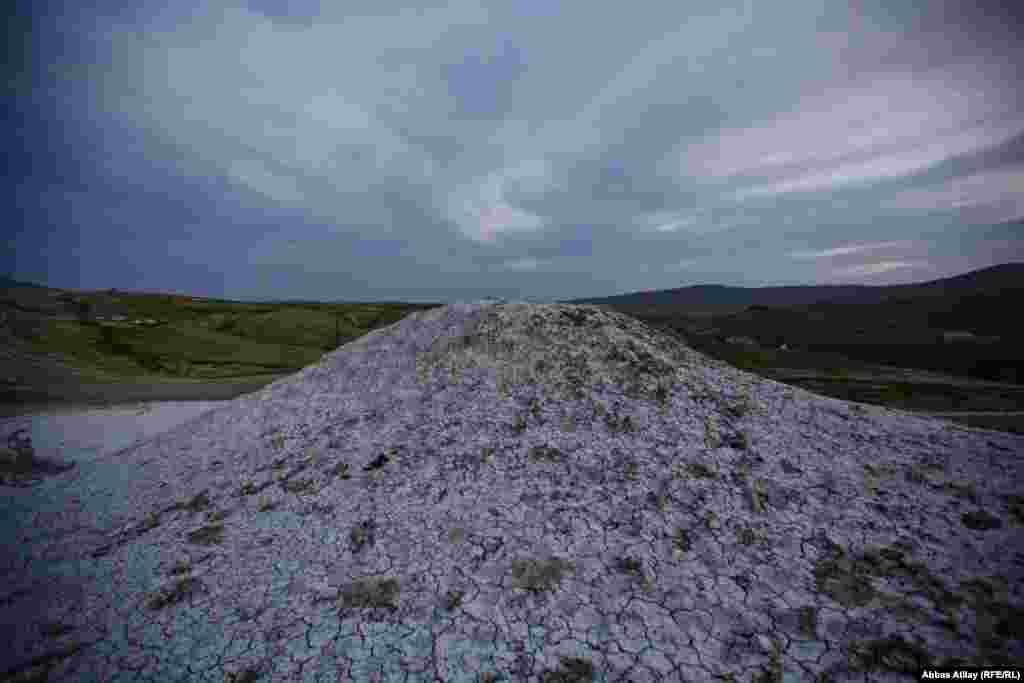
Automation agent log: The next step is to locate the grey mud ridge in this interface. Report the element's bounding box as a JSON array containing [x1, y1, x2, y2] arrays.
[[2, 302, 1023, 682]]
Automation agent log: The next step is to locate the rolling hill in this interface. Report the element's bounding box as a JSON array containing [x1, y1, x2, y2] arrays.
[[559, 263, 1024, 317]]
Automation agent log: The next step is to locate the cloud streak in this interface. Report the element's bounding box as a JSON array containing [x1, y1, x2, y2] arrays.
[[885, 166, 1024, 224], [685, 64, 1023, 200], [789, 241, 916, 262]]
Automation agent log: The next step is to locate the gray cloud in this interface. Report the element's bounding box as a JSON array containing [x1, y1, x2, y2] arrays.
[[6, 0, 1022, 300]]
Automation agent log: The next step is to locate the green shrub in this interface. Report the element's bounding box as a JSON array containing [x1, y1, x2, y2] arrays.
[[879, 383, 914, 403], [731, 349, 769, 370]]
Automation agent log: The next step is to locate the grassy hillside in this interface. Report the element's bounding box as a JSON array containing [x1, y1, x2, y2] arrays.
[[1, 286, 443, 383], [562, 263, 1024, 313], [4, 269, 1023, 433], [570, 264, 1024, 386]]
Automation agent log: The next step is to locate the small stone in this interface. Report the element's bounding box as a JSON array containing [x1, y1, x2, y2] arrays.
[[0, 445, 34, 473], [2, 429, 34, 474], [6, 428, 33, 453]]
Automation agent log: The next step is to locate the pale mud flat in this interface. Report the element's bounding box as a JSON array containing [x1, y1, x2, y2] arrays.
[[0, 400, 232, 470], [0, 372, 293, 420]]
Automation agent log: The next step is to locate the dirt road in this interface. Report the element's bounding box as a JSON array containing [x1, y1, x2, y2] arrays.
[[906, 410, 1024, 417], [0, 374, 292, 418]]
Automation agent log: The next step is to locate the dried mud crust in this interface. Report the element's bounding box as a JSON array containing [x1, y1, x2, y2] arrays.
[[416, 303, 720, 405], [3, 303, 1024, 682]]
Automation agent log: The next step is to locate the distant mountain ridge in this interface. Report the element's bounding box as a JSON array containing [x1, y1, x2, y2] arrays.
[[559, 263, 1024, 312], [0, 276, 48, 289], [6, 263, 1022, 311], [557, 263, 1024, 385]]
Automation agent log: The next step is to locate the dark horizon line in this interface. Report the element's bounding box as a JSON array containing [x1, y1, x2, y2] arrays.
[[3, 261, 1021, 306]]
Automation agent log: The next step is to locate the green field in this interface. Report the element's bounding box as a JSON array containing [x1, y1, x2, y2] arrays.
[[4, 287, 1023, 434], [5, 289, 442, 383]]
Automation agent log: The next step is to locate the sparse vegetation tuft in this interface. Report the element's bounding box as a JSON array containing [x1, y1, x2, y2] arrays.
[[541, 656, 595, 683], [510, 557, 575, 593], [172, 490, 211, 514], [145, 576, 201, 610], [338, 576, 400, 609], [186, 523, 224, 545]]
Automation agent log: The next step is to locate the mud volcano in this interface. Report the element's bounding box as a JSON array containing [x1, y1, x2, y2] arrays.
[[3, 302, 1023, 682]]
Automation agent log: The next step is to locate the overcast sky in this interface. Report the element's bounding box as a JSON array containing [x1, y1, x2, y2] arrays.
[[6, 0, 1023, 303]]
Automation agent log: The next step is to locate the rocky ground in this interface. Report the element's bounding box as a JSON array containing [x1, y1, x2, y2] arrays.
[[2, 302, 1022, 682]]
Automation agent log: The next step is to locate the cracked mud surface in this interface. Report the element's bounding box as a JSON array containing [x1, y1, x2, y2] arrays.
[[2, 302, 1022, 682]]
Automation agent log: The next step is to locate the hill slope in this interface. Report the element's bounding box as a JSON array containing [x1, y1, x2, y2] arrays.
[[3, 302, 1022, 681], [562, 262, 1024, 314]]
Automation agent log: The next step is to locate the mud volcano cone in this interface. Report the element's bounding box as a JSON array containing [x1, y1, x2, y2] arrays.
[[3, 302, 1023, 682]]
